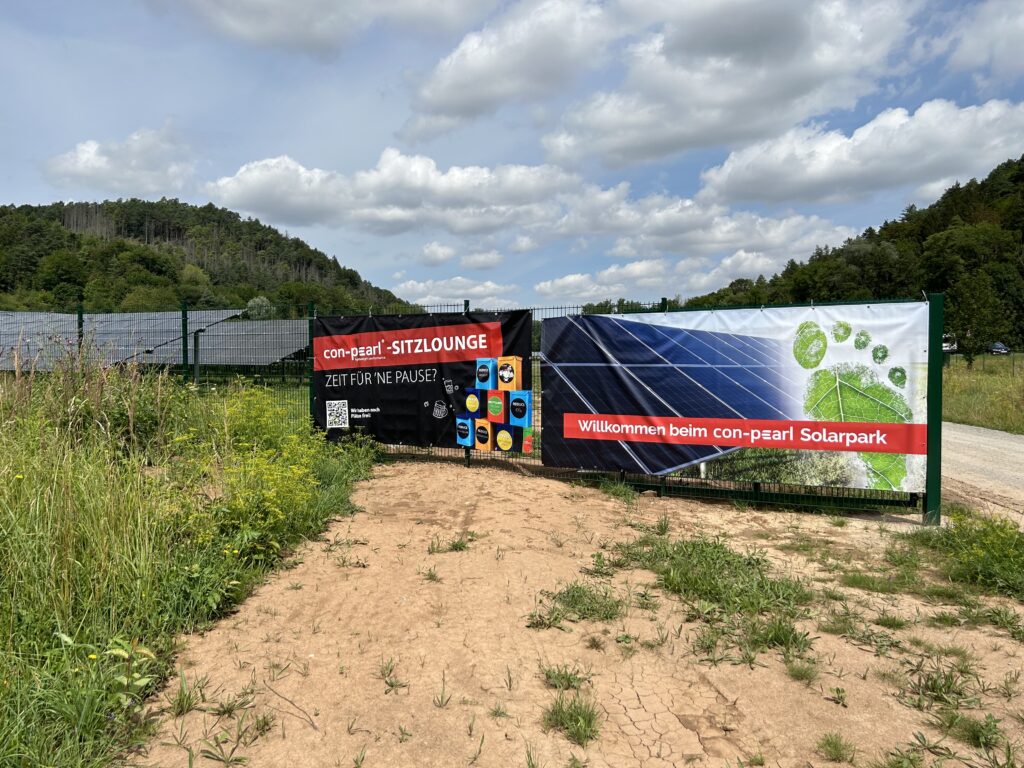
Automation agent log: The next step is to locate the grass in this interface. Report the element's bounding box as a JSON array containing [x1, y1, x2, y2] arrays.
[[0, 362, 377, 767], [943, 354, 1024, 434], [932, 710, 1004, 750], [542, 693, 601, 747], [529, 581, 624, 629], [541, 663, 590, 691], [904, 506, 1024, 601], [873, 611, 910, 630], [816, 732, 857, 763], [610, 533, 813, 660], [785, 659, 819, 684]]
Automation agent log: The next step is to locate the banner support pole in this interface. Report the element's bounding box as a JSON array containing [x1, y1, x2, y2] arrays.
[[923, 293, 943, 526], [308, 302, 316, 427]]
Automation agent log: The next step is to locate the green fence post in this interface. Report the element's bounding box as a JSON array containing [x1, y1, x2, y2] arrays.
[[924, 293, 944, 526], [76, 303, 84, 353], [181, 302, 189, 384], [308, 302, 315, 426], [464, 299, 470, 313], [192, 329, 203, 386], [660, 297, 668, 313]]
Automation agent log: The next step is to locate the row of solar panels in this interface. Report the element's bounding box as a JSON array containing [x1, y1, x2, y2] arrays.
[[0, 311, 310, 370]]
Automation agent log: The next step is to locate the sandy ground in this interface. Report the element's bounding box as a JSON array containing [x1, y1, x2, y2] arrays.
[[138, 462, 1024, 768], [943, 422, 1024, 518]]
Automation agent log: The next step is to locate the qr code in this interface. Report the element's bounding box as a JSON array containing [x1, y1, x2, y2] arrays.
[[326, 400, 349, 429]]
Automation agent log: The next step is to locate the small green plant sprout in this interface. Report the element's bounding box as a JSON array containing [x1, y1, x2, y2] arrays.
[[525, 742, 543, 768], [826, 687, 849, 707], [566, 756, 587, 768], [378, 657, 408, 694], [433, 671, 452, 708], [489, 702, 509, 718], [423, 565, 441, 582], [504, 665, 515, 691], [655, 514, 670, 536], [541, 663, 590, 691], [542, 693, 601, 747], [398, 724, 412, 743], [585, 635, 605, 651], [469, 734, 485, 765], [168, 669, 206, 717], [582, 551, 613, 578], [816, 732, 856, 763], [353, 745, 367, 767]]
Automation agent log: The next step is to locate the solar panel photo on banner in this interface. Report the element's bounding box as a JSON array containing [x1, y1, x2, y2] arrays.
[[540, 302, 931, 493], [541, 315, 798, 476]]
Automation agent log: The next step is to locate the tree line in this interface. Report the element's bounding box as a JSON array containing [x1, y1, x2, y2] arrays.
[[671, 157, 1024, 364], [0, 199, 413, 315], [587, 156, 1024, 363]]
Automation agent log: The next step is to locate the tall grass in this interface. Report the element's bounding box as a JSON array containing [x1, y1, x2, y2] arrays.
[[0, 360, 376, 766], [943, 355, 1024, 434]]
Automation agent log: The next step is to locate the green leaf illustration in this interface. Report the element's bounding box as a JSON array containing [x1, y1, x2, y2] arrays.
[[804, 364, 912, 490], [832, 321, 851, 342], [793, 321, 828, 369]]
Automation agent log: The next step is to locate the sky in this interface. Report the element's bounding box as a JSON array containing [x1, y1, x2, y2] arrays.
[[2, 0, 1023, 308]]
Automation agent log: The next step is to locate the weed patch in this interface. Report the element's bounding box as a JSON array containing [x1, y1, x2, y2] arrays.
[[0, 366, 377, 765], [542, 693, 601, 747]]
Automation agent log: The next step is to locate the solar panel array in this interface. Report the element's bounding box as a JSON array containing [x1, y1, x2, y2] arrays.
[[144, 320, 308, 366], [540, 315, 802, 475], [0, 310, 309, 371]]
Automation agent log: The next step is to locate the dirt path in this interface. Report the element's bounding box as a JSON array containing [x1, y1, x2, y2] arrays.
[[138, 462, 1024, 768], [943, 421, 1024, 516]]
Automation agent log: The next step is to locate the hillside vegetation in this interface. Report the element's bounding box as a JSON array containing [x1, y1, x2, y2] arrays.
[[0, 199, 408, 313], [590, 156, 1024, 357], [0, 362, 376, 765]]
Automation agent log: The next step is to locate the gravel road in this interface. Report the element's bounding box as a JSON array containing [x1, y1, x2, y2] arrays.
[[943, 421, 1024, 515]]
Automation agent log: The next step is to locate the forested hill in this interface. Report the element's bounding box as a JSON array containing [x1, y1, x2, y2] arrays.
[[0, 199, 409, 313], [675, 156, 1024, 355]]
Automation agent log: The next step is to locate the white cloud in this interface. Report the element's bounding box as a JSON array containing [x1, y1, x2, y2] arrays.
[[699, 99, 1024, 203], [168, 0, 497, 55], [421, 241, 456, 266], [535, 250, 793, 302], [510, 234, 538, 252], [535, 258, 670, 300], [45, 124, 194, 196], [207, 148, 853, 301], [404, 0, 614, 138], [544, 0, 921, 165], [948, 0, 1024, 82], [205, 147, 579, 233], [393, 276, 519, 307], [460, 250, 504, 269]]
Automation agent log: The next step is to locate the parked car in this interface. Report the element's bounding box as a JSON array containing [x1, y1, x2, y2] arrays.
[[989, 342, 1010, 355]]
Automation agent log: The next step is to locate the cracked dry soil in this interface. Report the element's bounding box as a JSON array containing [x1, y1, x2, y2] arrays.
[[139, 462, 1024, 767]]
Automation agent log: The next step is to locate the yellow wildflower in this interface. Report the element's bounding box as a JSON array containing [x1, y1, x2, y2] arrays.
[[88, 654, 98, 660]]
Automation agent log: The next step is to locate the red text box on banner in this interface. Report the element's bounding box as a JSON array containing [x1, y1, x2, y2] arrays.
[[315, 322, 503, 371], [563, 414, 927, 455]]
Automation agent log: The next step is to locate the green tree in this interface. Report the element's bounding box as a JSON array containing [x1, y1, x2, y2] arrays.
[[947, 270, 1011, 368]]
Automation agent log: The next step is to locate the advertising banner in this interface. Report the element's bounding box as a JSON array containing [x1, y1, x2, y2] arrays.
[[540, 302, 930, 492], [314, 311, 533, 450]]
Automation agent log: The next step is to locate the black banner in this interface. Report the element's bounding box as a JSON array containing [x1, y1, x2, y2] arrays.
[[313, 311, 532, 447]]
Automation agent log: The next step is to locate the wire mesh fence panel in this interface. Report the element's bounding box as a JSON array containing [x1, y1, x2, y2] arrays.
[[0, 300, 925, 512]]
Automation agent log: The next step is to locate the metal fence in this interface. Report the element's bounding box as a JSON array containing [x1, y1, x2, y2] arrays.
[[1, 300, 928, 514]]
